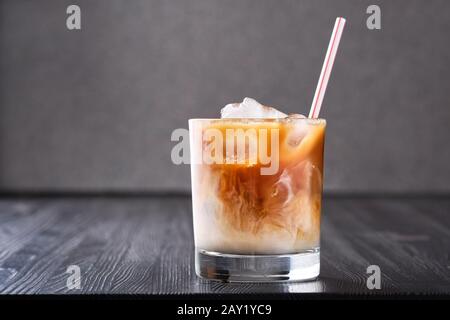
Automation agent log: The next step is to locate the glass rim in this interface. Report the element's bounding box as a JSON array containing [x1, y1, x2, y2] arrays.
[[189, 118, 326, 123]]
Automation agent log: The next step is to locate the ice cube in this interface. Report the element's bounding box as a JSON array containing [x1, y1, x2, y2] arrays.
[[287, 113, 307, 119], [287, 126, 308, 147], [221, 97, 287, 119], [285, 114, 309, 147]]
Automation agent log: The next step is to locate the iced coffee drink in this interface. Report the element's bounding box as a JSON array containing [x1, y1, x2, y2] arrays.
[[189, 98, 325, 281]]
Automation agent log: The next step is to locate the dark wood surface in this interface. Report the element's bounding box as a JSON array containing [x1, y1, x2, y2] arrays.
[[0, 195, 449, 295]]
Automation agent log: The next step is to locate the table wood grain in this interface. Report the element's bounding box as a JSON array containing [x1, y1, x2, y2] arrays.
[[0, 195, 449, 295]]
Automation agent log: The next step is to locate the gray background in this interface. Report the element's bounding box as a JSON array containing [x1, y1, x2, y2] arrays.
[[0, 0, 449, 193]]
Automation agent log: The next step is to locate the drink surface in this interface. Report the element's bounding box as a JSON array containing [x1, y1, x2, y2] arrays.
[[189, 118, 326, 255]]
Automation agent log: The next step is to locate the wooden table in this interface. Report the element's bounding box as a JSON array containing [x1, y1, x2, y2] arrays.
[[0, 195, 449, 295]]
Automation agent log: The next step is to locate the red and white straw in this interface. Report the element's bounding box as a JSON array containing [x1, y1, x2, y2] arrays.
[[309, 17, 346, 119]]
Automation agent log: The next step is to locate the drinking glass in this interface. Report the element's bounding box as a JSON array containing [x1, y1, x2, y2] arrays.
[[189, 118, 326, 282]]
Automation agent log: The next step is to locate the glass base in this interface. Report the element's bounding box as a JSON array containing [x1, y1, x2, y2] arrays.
[[195, 248, 320, 282]]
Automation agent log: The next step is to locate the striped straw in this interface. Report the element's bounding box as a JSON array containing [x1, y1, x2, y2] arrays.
[[309, 17, 346, 119]]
